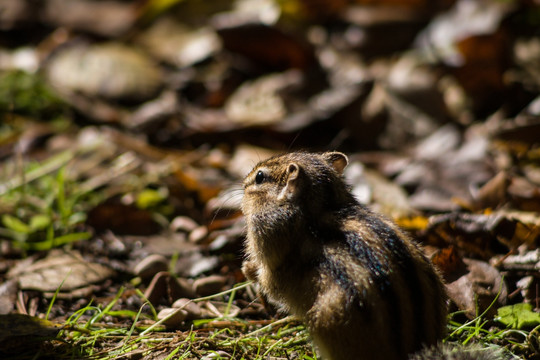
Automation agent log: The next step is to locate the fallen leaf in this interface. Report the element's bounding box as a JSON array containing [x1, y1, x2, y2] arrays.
[[225, 72, 300, 126], [446, 258, 507, 318], [431, 246, 462, 280], [0, 280, 17, 314], [46, 42, 162, 102], [472, 171, 509, 210], [215, 23, 316, 71], [136, 17, 221, 68], [87, 202, 160, 235], [426, 212, 520, 257], [9, 249, 114, 294]]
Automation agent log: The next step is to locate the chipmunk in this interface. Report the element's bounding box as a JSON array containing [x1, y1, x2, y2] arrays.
[[241, 152, 508, 360]]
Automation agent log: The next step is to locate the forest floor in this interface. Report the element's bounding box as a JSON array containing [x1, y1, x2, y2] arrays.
[[1, 0, 540, 359]]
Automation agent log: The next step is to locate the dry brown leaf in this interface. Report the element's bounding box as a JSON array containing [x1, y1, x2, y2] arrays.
[[508, 176, 540, 212], [8, 250, 114, 295], [215, 23, 316, 71], [174, 166, 226, 203], [431, 246, 462, 280], [426, 213, 511, 257], [452, 30, 510, 115], [46, 42, 162, 102], [44, 0, 136, 37], [491, 210, 540, 249], [345, 164, 417, 219], [446, 258, 507, 318], [87, 202, 160, 235], [472, 171, 509, 210], [136, 17, 221, 68], [225, 72, 301, 127]]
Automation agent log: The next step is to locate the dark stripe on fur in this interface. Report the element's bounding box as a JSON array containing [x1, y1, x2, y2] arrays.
[[366, 217, 427, 353], [343, 230, 404, 355]]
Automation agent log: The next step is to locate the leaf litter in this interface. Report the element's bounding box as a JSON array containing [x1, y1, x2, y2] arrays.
[[1, 0, 540, 359]]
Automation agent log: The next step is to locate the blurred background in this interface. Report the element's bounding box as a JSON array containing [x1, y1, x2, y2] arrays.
[[1, 1, 540, 358]]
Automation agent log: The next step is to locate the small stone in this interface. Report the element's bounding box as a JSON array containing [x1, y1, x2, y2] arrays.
[[176, 277, 197, 299], [172, 298, 202, 320], [188, 226, 208, 243], [193, 275, 227, 297], [133, 254, 168, 279], [170, 216, 199, 233], [202, 351, 230, 359], [157, 307, 188, 327], [144, 272, 196, 305]]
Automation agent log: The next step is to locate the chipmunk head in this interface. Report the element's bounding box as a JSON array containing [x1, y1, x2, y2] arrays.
[[241, 151, 350, 232]]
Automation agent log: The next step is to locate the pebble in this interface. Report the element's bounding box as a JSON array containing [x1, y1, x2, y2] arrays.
[[193, 275, 227, 296], [133, 254, 168, 279], [157, 307, 188, 327], [144, 271, 196, 305], [172, 298, 203, 320], [188, 225, 208, 243], [170, 216, 199, 233], [201, 351, 230, 359]]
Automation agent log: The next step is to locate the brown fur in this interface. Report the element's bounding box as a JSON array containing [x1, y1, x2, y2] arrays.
[[241, 152, 448, 360]]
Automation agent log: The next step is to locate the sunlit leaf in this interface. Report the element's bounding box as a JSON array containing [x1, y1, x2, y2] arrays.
[[29, 214, 52, 231], [67, 212, 87, 227], [136, 188, 167, 209], [395, 216, 429, 231], [22, 232, 92, 251], [139, 0, 186, 22], [2, 214, 31, 234], [496, 303, 540, 329], [52, 232, 92, 246]]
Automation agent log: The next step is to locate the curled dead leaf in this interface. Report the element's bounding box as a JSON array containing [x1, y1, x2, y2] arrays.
[[8, 250, 114, 296], [430, 246, 462, 280], [446, 258, 507, 318]]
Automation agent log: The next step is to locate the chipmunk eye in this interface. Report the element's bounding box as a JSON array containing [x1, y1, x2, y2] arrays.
[[255, 170, 265, 184]]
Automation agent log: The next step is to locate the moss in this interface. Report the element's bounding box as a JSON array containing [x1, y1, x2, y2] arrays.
[[0, 70, 66, 120]]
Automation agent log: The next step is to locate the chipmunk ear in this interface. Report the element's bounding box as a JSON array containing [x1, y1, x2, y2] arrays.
[[279, 163, 300, 200], [286, 163, 299, 181], [322, 152, 348, 175]]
